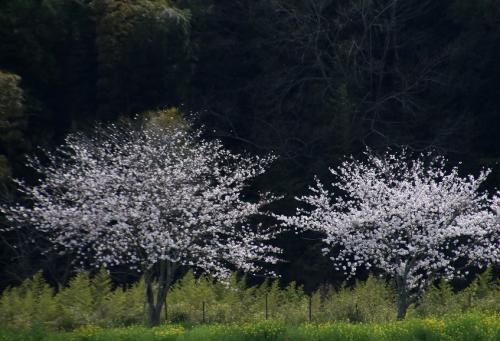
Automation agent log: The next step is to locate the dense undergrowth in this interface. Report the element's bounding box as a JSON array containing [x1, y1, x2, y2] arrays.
[[0, 268, 497, 331]]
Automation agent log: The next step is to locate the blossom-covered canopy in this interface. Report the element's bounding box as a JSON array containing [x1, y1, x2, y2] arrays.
[[3, 120, 280, 278], [279, 149, 499, 293]]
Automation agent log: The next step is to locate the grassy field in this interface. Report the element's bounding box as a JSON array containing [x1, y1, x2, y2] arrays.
[[0, 313, 498, 341]]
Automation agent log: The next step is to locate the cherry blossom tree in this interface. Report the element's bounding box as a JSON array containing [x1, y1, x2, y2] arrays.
[[278, 149, 499, 319], [2, 119, 281, 326]]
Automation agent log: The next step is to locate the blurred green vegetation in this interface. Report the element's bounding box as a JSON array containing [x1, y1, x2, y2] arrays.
[[0, 313, 499, 340]]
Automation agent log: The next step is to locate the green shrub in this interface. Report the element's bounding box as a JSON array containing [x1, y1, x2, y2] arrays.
[[455, 268, 500, 313], [0, 272, 58, 329], [55, 272, 95, 329], [318, 275, 396, 323], [412, 269, 500, 318], [167, 271, 216, 323], [0, 268, 498, 330], [210, 274, 258, 323], [107, 277, 146, 326]]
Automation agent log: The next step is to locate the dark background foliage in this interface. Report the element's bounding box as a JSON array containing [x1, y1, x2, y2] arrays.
[[0, 0, 498, 291]]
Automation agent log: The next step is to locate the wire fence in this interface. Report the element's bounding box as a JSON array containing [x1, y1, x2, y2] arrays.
[[162, 293, 372, 325]]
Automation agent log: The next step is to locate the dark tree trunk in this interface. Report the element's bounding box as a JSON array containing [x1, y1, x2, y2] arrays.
[[395, 274, 410, 320], [144, 260, 177, 327], [396, 288, 409, 320]]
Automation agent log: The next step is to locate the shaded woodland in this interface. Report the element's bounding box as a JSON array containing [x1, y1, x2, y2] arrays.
[[0, 0, 499, 290]]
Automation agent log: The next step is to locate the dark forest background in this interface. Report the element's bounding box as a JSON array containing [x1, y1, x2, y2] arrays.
[[0, 0, 499, 291]]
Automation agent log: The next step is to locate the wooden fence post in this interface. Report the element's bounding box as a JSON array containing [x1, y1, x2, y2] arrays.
[[309, 295, 312, 322], [265, 293, 268, 320], [202, 301, 206, 323]]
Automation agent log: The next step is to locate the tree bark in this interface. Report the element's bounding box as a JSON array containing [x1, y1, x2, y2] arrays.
[[395, 274, 410, 320], [144, 260, 177, 327], [396, 286, 409, 320]]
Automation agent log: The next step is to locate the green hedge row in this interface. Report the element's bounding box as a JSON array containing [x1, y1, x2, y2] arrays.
[[0, 269, 498, 330]]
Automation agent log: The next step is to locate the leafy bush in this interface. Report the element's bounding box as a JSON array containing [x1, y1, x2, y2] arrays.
[[0, 270, 146, 330], [107, 277, 146, 326], [317, 275, 397, 323], [0, 272, 58, 329], [412, 268, 499, 317]]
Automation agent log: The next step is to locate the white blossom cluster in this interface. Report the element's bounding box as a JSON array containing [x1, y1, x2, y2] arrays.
[[278, 149, 499, 295], [1, 120, 281, 279]]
